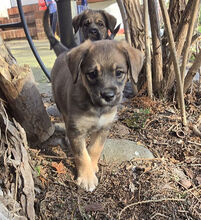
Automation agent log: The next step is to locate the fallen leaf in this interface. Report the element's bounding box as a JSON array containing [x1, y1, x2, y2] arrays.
[[52, 161, 66, 174], [196, 176, 201, 185], [173, 168, 192, 189], [39, 176, 46, 187]]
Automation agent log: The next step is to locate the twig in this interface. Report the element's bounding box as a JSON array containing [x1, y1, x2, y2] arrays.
[[118, 198, 185, 219], [159, 0, 187, 126], [151, 212, 169, 219], [174, 178, 201, 203], [39, 154, 67, 159]]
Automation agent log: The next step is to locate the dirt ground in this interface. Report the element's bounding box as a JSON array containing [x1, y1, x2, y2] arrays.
[[28, 84, 201, 220]]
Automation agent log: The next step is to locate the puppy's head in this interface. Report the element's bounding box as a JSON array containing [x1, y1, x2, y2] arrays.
[[72, 9, 117, 41], [67, 40, 144, 107]]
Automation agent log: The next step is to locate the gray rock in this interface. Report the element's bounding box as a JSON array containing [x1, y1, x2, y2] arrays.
[[101, 139, 154, 164], [46, 104, 61, 117]]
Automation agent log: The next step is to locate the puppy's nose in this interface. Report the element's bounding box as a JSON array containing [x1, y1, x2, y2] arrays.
[[89, 28, 98, 34], [101, 89, 115, 102]]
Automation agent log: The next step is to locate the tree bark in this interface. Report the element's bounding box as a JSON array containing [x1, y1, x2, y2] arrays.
[[164, 0, 193, 94], [0, 101, 35, 220], [184, 50, 201, 93], [122, 0, 145, 51], [116, 0, 132, 45], [180, 0, 200, 83], [168, 0, 186, 37], [159, 0, 187, 126], [148, 0, 163, 92], [144, 0, 152, 98], [0, 37, 54, 146]]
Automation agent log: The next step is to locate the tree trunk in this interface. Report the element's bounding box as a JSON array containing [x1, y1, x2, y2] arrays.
[[168, 0, 186, 37], [0, 101, 35, 219], [184, 50, 201, 93], [180, 0, 200, 83], [144, 0, 152, 98], [148, 0, 163, 92], [122, 0, 145, 51], [159, 0, 187, 126], [0, 37, 54, 146], [164, 0, 193, 94], [116, 0, 132, 45]]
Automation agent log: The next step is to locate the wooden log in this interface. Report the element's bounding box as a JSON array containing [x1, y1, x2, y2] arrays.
[[0, 37, 54, 146]]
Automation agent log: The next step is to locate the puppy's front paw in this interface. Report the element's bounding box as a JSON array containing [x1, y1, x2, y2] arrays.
[[92, 162, 99, 173], [77, 172, 98, 192]]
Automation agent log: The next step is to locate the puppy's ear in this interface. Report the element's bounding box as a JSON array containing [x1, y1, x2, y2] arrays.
[[66, 40, 91, 83], [118, 41, 144, 84], [101, 11, 117, 33], [72, 10, 87, 33]]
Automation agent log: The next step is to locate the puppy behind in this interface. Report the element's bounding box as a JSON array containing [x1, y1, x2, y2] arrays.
[[51, 40, 144, 191], [43, 9, 120, 56], [72, 9, 120, 42]]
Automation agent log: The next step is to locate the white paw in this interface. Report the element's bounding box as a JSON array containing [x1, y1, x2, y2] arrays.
[[77, 172, 98, 192]]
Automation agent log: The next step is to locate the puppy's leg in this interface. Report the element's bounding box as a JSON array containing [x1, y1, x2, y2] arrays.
[[88, 129, 109, 173], [68, 132, 98, 192]]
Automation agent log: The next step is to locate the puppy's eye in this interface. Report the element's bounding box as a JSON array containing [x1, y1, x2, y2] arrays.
[[87, 70, 98, 80], [116, 70, 124, 78], [84, 21, 90, 27], [98, 22, 104, 27]]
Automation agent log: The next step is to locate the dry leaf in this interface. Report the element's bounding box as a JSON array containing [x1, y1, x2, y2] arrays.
[[52, 161, 66, 174]]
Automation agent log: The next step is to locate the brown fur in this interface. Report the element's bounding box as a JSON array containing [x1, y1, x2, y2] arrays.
[[51, 40, 144, 191]]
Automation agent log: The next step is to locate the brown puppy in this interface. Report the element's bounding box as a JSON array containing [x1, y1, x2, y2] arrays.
[[72, 9, 120, 42], [51, 40, 144, 191], [43, 9, 120, 56]]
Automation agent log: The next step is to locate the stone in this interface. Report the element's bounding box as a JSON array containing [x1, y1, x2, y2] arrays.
[[101, 139, 154, 164], [46, 104, 61, 117]]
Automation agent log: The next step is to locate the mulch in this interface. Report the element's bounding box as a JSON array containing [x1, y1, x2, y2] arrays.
[[30, 87, 201, 219]]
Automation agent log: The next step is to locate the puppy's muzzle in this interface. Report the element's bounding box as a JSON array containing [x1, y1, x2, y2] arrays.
[[89, 28, 98, 35], [100, 88, 116, 102]]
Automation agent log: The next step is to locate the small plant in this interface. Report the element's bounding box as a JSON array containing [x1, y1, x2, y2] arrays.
[[35, 165, 41, 176], [123, 108, 150, 129]]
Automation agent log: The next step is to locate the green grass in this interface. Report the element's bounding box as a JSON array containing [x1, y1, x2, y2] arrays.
[[6, 39, 56, 83], [198, 25, 201, 33]]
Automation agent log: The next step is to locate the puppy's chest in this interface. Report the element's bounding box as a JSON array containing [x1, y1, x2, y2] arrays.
[[96, 110, 117, 129], [77, 109, 117, 132]]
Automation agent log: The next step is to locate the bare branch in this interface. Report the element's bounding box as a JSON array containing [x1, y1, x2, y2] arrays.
[[144, 0, 153, 98]]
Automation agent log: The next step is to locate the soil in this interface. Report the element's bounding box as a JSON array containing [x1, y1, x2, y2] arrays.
[[29, 85, 201, 220]]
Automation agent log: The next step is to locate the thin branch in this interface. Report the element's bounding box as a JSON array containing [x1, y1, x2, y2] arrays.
[[159, 0, 187, 126], [143, 0, 153, 98], [180, 0, 200, 83]]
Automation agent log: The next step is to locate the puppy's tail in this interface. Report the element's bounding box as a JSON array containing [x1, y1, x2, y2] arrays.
[[109, 24, 121, 40], [43, 9, 69, 56]]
